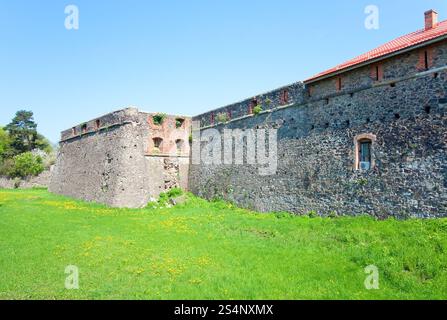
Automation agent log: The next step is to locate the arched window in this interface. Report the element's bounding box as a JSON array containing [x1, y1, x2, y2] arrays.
[[354, 134, 376, 171], [153, 137, 163, 153], [175, 139, 184, 154]]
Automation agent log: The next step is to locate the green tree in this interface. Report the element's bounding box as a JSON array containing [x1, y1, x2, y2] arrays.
[[5, 110, 38, 155], [0, 127, 11, 161], [7, 152, 44, 179]]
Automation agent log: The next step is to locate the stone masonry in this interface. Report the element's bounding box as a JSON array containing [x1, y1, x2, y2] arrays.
[[51, 11, 447, 217]]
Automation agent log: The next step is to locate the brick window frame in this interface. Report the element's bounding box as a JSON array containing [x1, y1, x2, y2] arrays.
[[417, 47, 435, 71], [336, 76, 343, 91], [354, 133, 377, 171], [153, 137, 163, 153], [280, 89, 289, 105], [371, 64, 384, 82]]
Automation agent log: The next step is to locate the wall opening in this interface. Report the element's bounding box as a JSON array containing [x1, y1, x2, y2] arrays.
[[81, 124, 87, 134], [153, 137, 163, 153], [72, 127, 77, 135], [175, 139, 184, 154], [95, 119, 101, 130], [175, 118, 185, 128], [354, 134, 376, 171], [281, 89, 289, 105]]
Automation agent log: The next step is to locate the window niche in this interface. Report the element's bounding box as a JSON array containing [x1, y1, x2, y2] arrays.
[[354, 133, 376, 171], [152, 137, 163, 153], [175, 139, 184, 154]]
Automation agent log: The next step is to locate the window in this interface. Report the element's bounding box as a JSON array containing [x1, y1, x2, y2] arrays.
[[81, 123, 87, 134], [153, 138, 163, 153], [424, 50, 429, 70], [210, 113, 215, 125], [354, 134, 376, 171], [72, 127, 77, 135], [359, 140, 372, 170], [96, 119, 101, 130], [249, 98, 258, 114], [336, 77, 342, 91], [175, 139, 184, 154], [281, 89, 289, 105], [175, 118, 185, 128]]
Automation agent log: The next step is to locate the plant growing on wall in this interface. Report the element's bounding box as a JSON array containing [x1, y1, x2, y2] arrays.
[[216, 112, 229, 124], [265, 98, 272, 107], [253, 105, 263, 115], [152, 113, 167, 125], [175, 118, 184, 128]]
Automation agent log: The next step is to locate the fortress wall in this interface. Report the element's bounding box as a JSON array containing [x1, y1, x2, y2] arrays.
[[194, 82, 305, 128], [50, 108, 153, 207], [50, 108, 192, 208], [189, 41, 447, 218]]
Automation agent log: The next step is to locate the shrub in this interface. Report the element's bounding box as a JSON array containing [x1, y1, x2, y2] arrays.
[[216, 113, 229, 124], [7, 152, 44, 179], [152, 113, 167, 125], [253, 105, 263, 115], [150, 187, 184, 207], [175, 118, 185, 128]]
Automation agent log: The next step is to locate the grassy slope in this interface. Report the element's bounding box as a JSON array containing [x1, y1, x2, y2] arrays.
[[0, 189, 446, 300]]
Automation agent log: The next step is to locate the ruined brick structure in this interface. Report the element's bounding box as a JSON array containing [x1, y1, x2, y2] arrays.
[[50, 108, 191, 208], [51, 10, 447, 217]]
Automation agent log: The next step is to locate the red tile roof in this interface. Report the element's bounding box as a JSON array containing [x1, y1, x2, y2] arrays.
[[305, 19, 447, 83]]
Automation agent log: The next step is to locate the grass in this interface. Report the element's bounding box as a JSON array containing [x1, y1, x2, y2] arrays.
[[0, 188, 446, 300]]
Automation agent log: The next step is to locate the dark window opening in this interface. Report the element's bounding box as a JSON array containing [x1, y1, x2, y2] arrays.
[[350, 92, 354, 98], [366, 118, 371, 124], [96, 120, 101, 129], [81, 124, 87, 134], [325, 98, 329, 105], [424, 50, 429, 70], [325, 122, 330, 128], [175, 139, 184, 154], [153, 138, 163, 152], [424, 105, 431, 114], [390, 82, 396, 88], [394, 113, 400, 120], [346, 120, 350, 127], [175, 118, 185, 128], [434, 72, 439, 79], [358, 140, 372, 171], [211, 113, 215, 125], [281, 89, 289, 104], [336, 77, 342, 91]]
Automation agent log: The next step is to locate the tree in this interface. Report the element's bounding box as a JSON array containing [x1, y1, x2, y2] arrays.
[[7, 152, 44, 179], [5, 110, 39, 155], [0, 127, 11, 161]]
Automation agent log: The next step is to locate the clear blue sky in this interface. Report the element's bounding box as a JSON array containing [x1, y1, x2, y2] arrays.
[[1, 0, 446, 143]]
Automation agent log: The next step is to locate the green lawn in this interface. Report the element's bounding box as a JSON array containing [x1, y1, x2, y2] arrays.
[[0, 189, 446, 300]]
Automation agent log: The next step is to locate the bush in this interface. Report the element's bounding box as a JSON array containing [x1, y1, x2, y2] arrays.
[[7, 152, 44, 179], [253, 105, 263, 115], [216, 113, 229, 124], [152, 113, 167, 125]]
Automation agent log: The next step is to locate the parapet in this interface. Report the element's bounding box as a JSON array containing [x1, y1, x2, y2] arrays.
[[60, 107, 141, 142]]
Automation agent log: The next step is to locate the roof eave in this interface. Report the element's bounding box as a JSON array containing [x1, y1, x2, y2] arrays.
[[304, 34, 447, 85]]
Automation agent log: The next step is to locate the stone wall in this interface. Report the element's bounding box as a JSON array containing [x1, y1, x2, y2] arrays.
[[0, 170, 52, 189], [189, 40, 447, 218], [50, 108, 191, 208]]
